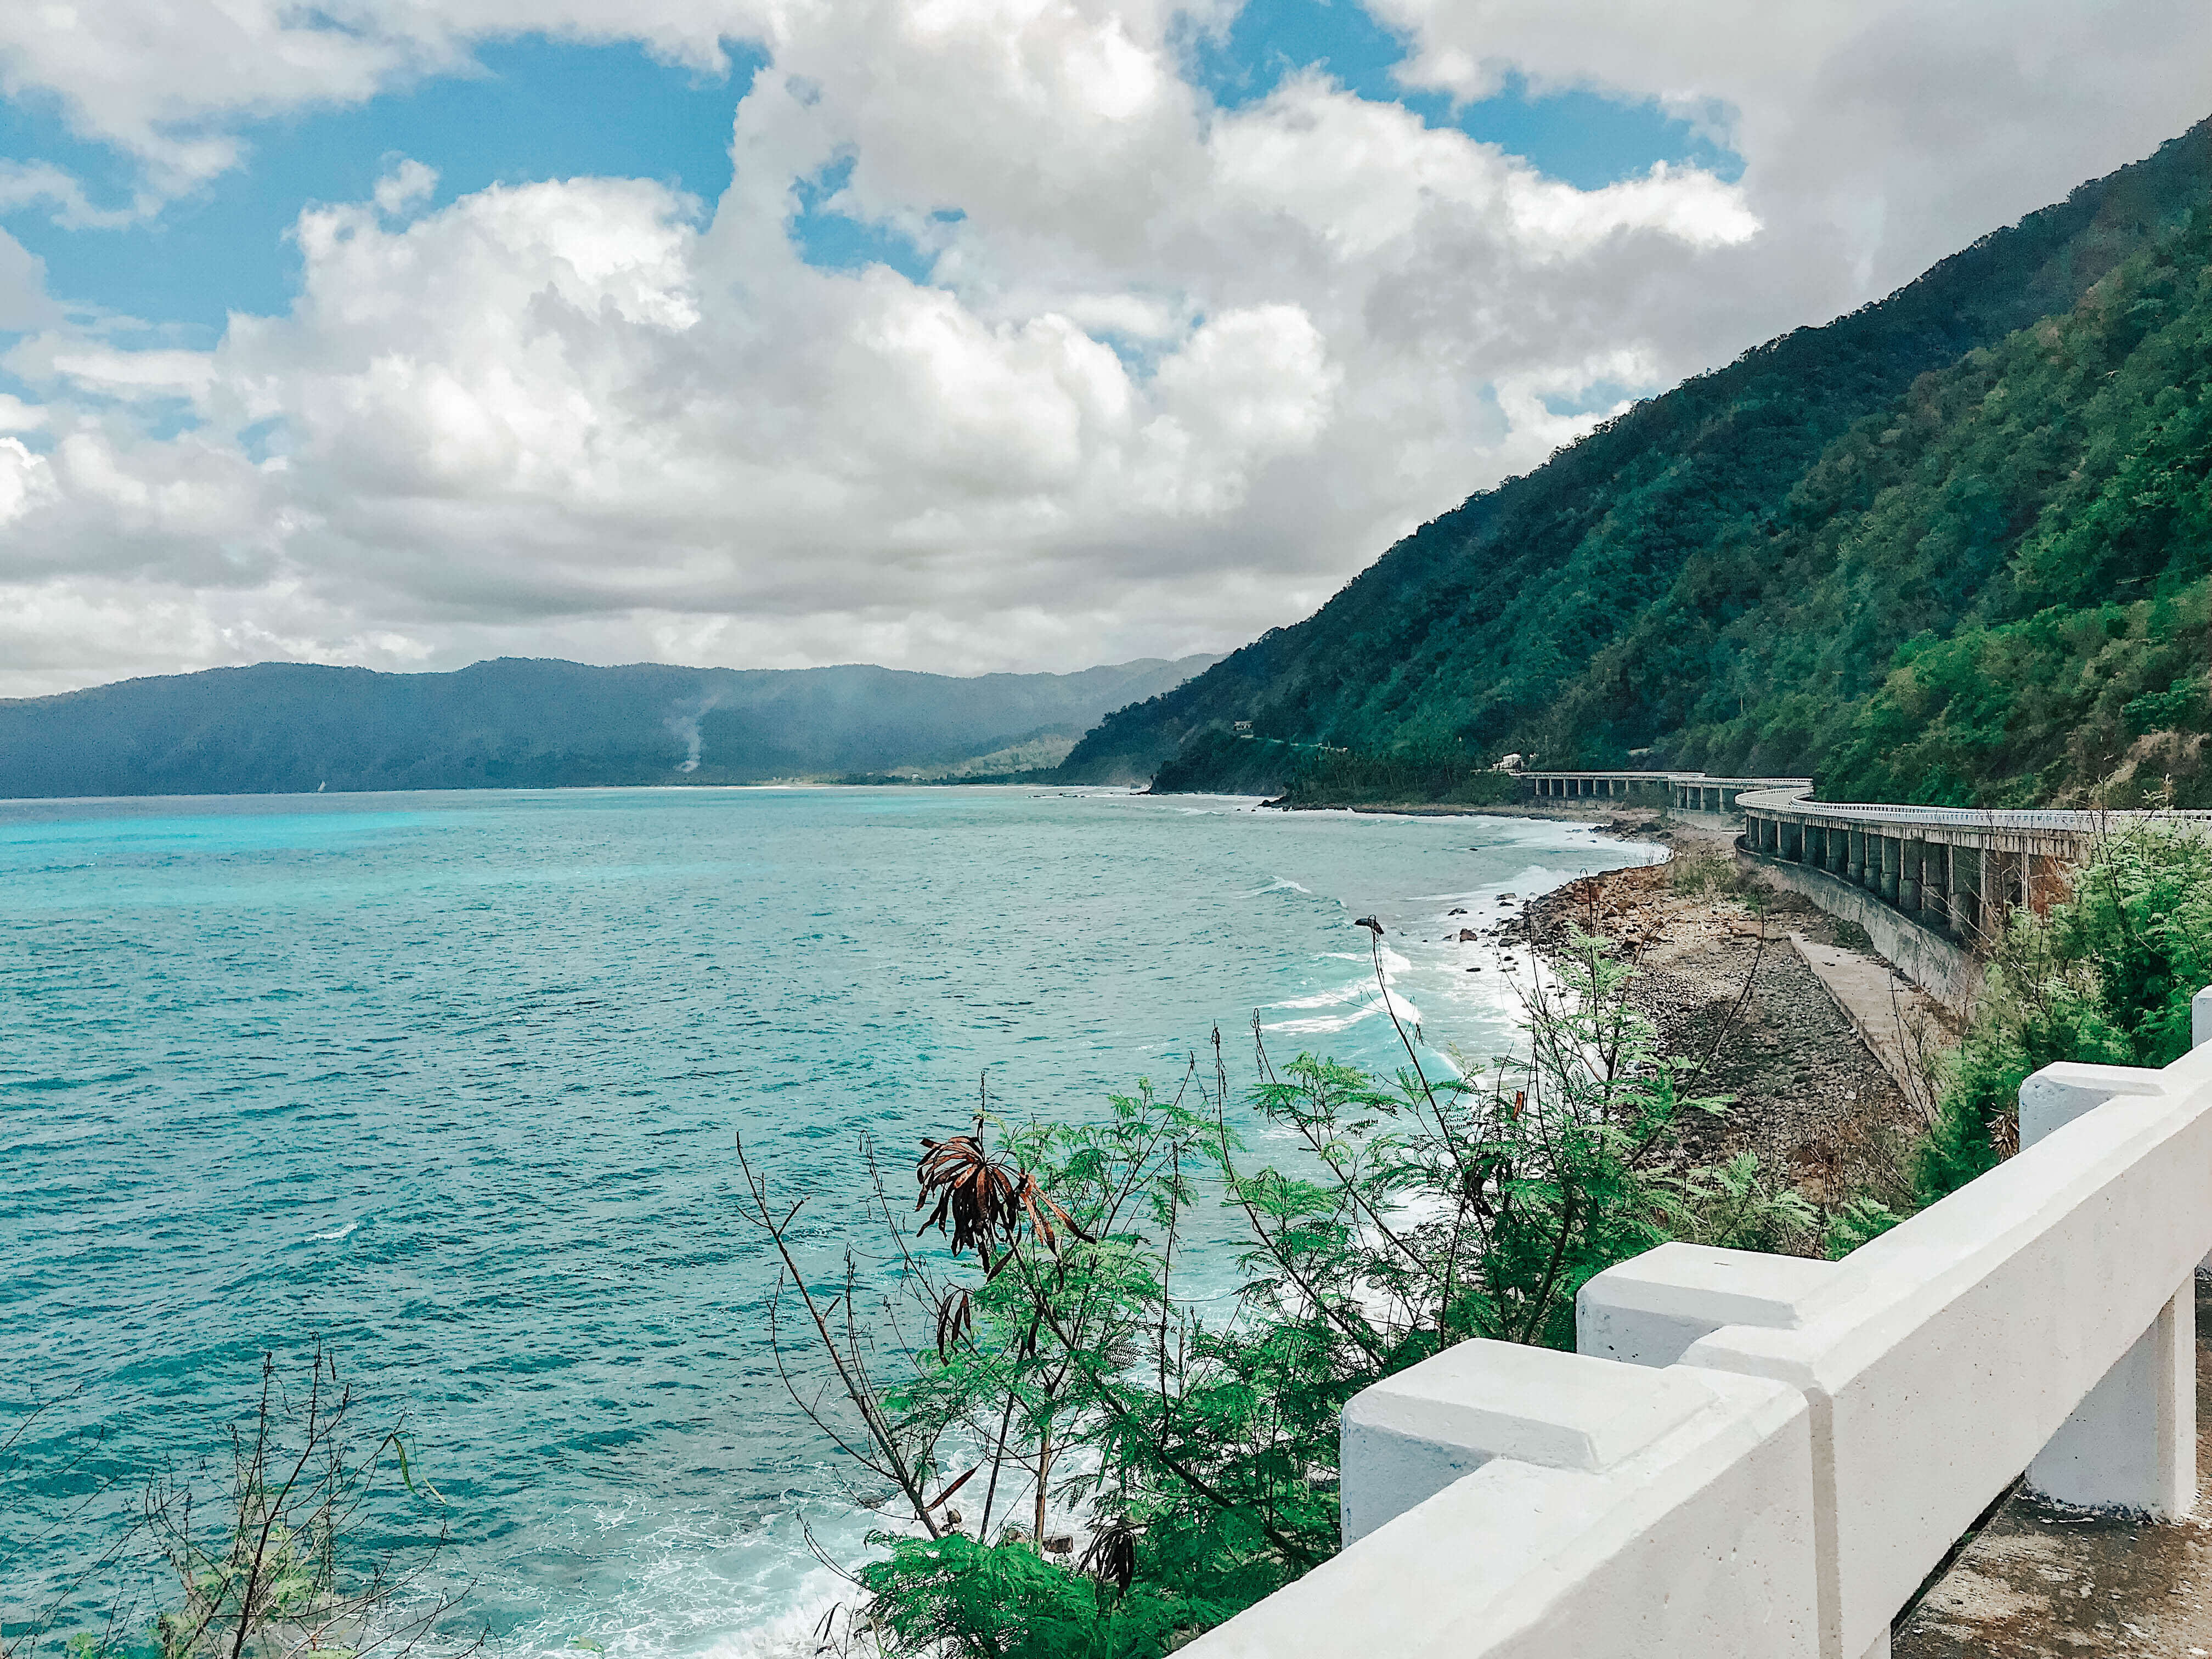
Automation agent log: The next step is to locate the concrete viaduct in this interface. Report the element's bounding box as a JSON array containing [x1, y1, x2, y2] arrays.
[[1521, 769, 1808, 816], [1515, 768, 2210, 1005]]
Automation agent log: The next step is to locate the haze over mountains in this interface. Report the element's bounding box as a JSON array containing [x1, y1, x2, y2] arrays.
[[0, 656, 1216, 798], [1069, 116, 2212, 810]]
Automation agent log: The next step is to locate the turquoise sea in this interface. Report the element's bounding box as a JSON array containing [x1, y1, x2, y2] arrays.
[[1, 786, 1656, 1655]]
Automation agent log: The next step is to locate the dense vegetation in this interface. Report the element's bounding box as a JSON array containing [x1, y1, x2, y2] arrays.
[[1143, 732, 1519, 805], [747, 933, 1812, 1656], [1062, 118, 2212, 808], [1899, 823, 2212, 1208], [0, 654, 1213, 797]]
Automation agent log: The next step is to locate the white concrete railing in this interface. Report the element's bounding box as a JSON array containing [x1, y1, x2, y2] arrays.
[[1517, 769, 1810, 812], [1184, 987, 2212, 1659], [1734, 782, 2203, 836]]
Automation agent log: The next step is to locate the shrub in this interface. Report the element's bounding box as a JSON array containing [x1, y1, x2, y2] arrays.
[[743, 928, 1820, 1654], [1905, 821, 2212, 1208]]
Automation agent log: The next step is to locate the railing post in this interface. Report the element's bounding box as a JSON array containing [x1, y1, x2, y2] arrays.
[[1302, 1336, 1822, 1659], [2018, 1063, 2196, 1516]]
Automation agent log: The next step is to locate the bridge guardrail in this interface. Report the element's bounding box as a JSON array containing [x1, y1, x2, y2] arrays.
[[1184, 989, 2212, 1659]]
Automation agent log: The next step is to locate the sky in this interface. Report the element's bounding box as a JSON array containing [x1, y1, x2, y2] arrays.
[[0, 2, 2208, 697]]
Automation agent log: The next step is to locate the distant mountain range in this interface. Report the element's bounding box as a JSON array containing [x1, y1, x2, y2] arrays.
[[1064, 116, 2212, 809], [0, 654, 1217, 798]]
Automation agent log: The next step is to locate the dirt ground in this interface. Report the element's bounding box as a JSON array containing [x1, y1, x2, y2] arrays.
[[1505, 812, 1933, 1202]]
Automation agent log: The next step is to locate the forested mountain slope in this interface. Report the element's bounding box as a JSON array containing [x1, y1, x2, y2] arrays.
[[1062, 118, 2212, 807], [0, 654, 1215, 798]]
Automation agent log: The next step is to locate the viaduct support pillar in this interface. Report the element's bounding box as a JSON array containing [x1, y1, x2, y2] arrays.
[[1880, 836, 1899, 905], [1922, 844, 1950, 936], [1983, 848, 2017, 933], [1951, 849, 1982, 943]]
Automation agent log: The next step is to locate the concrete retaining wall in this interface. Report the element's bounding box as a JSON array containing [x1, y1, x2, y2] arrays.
[[1738, 846, 1982, 1013]]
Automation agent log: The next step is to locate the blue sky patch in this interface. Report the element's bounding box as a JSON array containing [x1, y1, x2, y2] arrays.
[[1539, 378, 1644, 419], [0, 37, 763, 341], [788, 157, 938, 283]]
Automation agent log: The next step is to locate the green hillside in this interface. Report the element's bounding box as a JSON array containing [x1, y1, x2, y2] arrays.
[[0, 654, 1215, 798], [1062, 118, 2212, 808]]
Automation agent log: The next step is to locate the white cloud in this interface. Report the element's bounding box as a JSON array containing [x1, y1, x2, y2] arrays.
[[0, 227, 59, 331], [0, 436, 58, 524], [12, 341, 217, 401], [0, 160, 147, 228], [373, 158, 441, 217], [0, 0, 2208, 694], [1373, 0, 2212, 305]]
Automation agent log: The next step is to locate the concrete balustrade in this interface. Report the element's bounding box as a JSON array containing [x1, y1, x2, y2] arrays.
[[1183, 986, 2212, 1659], [1513, 769, 1813, 815]]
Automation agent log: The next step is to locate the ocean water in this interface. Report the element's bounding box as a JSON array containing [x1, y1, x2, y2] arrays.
[[0, 786, 1657, 1654]]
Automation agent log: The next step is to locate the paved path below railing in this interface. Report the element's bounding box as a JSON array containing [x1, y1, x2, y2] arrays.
[[1788, 933, 1948, 1098]]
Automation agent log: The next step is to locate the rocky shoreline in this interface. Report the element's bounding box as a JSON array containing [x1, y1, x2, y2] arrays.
[[1274, 793, 1940, 1204], [1472, 806, 1933, 1209]]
